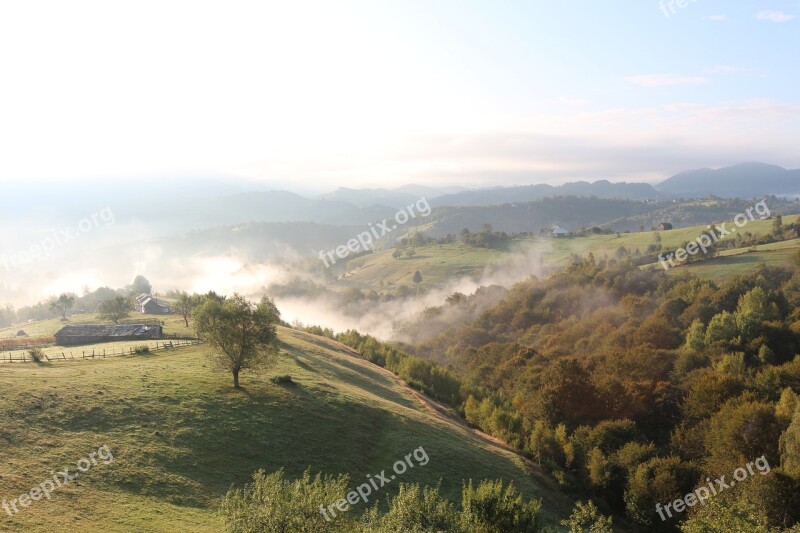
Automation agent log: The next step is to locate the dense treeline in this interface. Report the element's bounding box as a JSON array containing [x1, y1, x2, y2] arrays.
[[403, 252, 800, 531]]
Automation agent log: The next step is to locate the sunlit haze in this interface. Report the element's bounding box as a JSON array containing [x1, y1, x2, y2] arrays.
[[1, 0, 798, 187]]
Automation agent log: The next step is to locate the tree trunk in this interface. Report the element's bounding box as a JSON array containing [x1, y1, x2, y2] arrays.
[[184, 315, 189, 327], [232, 368, 240, 388]]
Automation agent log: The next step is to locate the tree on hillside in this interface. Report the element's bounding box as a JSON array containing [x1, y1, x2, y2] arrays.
[[561, 500, 613, 533], [129, 275, 152, 295], [193, 294, 281, 388], [173, 291, 201, 327], [446, 292, 467, 306], [780, 405, 800, 476], [50, 293, 76, 320], [413, 270, 422, 284], [773, 215, 783, 236], [98, 296, 132, 324]]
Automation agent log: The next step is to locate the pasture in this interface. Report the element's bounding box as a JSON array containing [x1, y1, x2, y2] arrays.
[[0, 327, 573, 531]]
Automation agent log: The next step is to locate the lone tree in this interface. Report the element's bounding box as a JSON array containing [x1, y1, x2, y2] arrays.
[[129, 275, 152, 295], [412, 269, 423, 284], [98, 296, 132, 324], [173, 291, 201, 327], [50, 293, 76, 320], [193, 294, 281, 388]]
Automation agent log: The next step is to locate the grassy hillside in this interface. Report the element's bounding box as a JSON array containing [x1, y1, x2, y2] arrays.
[[0, 327, 573, 532], [336, 214, 800, 291], [660, 237, 800, 280], [341, 242, 506, 291]]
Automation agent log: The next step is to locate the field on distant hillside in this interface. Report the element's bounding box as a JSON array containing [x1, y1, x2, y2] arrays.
[[660, 237, 800, 281], [336, 214, 800, 292], [0, 327, 573, 532]]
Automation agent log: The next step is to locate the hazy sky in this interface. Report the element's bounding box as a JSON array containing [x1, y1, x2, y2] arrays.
[[1, 0, 798, 188]]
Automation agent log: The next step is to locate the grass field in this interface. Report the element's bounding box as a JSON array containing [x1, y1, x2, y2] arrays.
[[0, 327, 574, 532], [342, 242, 506, 291], [660, 237, 800, 281], [337, 214, 800, 291]]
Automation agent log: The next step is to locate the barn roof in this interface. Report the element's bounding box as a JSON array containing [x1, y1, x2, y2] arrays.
[[54, 324, 159, 338], [141, 298, 169, 308]]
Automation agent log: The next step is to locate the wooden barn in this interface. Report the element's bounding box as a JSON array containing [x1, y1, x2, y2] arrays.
[[54, 324, 163, 345], [658, 222, 674, 231], [135, 294, 171, 314]]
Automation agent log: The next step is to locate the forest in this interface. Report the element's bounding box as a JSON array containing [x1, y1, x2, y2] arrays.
[[334, 251, 800, 531]]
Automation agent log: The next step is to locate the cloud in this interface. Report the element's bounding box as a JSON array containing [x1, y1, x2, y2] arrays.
[[756, 10, 794, 22], [626, 74, 710, 88], [702, 15, 727, 22], [372, 99, 800, 185]]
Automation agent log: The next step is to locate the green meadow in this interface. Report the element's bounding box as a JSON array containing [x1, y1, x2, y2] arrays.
[[337, 214, 800, 291], [0, 327, 573, 532]]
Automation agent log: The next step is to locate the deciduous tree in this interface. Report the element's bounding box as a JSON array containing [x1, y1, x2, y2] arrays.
[[193, 294, 280, 388]]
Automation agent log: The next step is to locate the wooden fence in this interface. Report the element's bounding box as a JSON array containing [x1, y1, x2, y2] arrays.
[[0, 338, 203, 363], [0, 338, 55, 351]]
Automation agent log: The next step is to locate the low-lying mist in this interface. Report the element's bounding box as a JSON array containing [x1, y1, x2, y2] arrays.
[[1, 227, 551, 344]]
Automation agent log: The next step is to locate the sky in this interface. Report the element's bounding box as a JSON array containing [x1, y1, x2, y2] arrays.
[[0, 0, 798, 189]]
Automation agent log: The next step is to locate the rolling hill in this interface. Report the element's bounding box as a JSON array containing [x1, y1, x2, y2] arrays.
[[335, 214, 800, 293], [656, 162, 800, 199], [0, 327, 574, 532]]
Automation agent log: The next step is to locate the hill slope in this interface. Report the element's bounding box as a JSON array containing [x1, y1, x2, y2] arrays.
[[336, 214, 800, 293], [656, 162, 800, 198], [0, 327, 573, 532]]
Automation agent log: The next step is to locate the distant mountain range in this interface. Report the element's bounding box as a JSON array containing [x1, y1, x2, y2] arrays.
[[655, 162, 800, 199], [315, 162, 800, 209], [429, 180, 659, 206], [317, 185, 467, 208], [3, 162, 798, 247]]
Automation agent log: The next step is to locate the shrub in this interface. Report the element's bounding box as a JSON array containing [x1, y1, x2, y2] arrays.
[[28, 348, 45, 362], [561, 500, 613, 533], [221, 468, 350, 532], [460, 479, 541, 532], [271, 375, 295, 385], [133, 345, 150, 354], [360, 482, 458, 532]]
